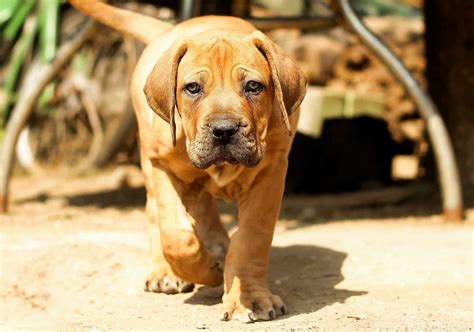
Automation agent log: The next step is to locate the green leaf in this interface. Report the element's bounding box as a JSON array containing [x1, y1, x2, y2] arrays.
[[39, 0, 60, 63], [38, 83, 55, 108], [0, 15, 38, 127], [2, 0, 35, 41], [0, 0, 21, 25]]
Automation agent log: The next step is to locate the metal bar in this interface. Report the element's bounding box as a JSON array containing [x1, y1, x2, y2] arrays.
[[335, 0, 464, 221], [165, 16, 337, 31], [180, 0, 201, 21], [245, 16, 336, 30]]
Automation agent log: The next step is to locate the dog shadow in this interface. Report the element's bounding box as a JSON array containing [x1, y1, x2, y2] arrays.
[[185, 244, 366, 317]]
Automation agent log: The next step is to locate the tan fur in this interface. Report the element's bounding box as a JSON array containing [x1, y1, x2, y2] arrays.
[[69, 0, 306, 323]]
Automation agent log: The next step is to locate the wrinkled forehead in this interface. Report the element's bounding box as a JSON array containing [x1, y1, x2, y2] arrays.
[[177, 33, 271, 82]]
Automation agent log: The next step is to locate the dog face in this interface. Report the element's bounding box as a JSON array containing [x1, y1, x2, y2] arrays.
[[144, 30, 306, 169], [176, 34, 273, 169]]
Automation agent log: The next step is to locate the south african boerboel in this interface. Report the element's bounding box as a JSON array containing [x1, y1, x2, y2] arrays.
[[69, 0, 306, 323]]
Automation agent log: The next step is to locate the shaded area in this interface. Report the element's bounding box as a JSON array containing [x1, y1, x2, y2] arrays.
[[425, 0, 474, 193], [15, 179, 467, 223], [220, 182, 454, 225], [286, 118, 413, 194], [185, 245, 366, 317], [16, 182, 146, 209], [12, 160, 473, 222], [65, 184, 146, 208]]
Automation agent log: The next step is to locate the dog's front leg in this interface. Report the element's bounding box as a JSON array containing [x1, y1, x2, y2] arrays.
[[151, 167, 223, 287], [222, 155, 288, 322]]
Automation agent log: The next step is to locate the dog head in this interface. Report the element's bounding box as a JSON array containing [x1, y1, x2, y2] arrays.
[[144, 30, 306, 169]]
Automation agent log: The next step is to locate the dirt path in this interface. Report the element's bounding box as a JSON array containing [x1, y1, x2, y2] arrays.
[[1, 167, 472, 330]]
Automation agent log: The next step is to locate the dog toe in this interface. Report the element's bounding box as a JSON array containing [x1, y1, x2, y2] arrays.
[[145, 264, 194, 294], [222, 290, 286, 322]]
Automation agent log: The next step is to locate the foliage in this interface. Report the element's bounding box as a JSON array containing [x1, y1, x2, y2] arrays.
[[352, 0, 420, 17], [0, 0, 61, 128]]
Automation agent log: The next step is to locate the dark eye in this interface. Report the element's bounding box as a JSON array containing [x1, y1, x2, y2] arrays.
[[244, 80, 264, 94], [184, 83, 201, 95]]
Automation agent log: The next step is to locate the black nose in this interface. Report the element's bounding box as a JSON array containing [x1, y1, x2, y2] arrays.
[[211, 120, 239, 145]]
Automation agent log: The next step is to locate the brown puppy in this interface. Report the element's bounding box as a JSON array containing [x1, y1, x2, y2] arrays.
[[69, 0, 306, 322]]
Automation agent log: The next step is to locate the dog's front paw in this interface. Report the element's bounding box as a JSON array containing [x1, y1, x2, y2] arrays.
[[221, 288, 287, 323], [144, 263, 194, 294]]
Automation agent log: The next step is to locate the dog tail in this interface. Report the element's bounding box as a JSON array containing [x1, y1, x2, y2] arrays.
[[68, 0, 172, 44]]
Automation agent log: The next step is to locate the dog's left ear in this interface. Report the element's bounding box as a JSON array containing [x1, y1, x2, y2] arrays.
[[251, 31, 307, 135], [144, 41, 188, 146]]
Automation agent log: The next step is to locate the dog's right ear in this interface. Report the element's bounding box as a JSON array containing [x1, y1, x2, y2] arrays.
[[144, 42, 188, 146]]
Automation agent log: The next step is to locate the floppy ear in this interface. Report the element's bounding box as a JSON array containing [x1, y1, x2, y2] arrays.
[[251, 31, 307, 135], [143, 42, 187, 146]]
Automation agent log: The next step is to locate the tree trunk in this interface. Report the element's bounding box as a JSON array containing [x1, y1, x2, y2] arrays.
[[425, 1, 474, 201]]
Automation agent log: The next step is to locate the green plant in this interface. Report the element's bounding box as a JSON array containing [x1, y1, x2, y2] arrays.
[[0, 0, 61, 127]]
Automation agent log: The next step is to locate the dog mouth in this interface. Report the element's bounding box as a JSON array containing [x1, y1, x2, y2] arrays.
[[208, 146, 245, 167], [213, 154, 238, 166], [187, 135, 262, 169]]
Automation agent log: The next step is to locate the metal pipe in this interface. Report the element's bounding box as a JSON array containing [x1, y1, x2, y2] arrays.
[[335, 0, 464, 221], [180, 0, 201, 21], [246, 16, 336, 31], [166, 16, 337, 31]]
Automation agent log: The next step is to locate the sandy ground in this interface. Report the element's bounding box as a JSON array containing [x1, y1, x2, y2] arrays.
[[1, 166, 473, 330]]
